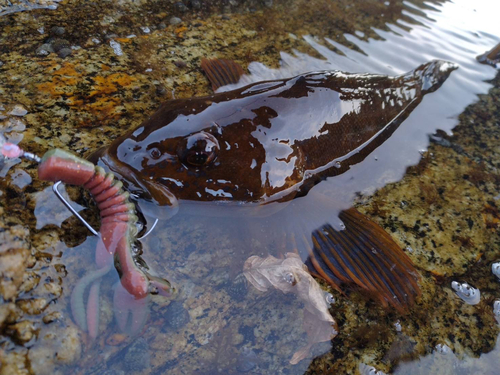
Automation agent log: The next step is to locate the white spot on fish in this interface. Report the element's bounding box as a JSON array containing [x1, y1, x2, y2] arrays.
[[205, 188, 232, 198]]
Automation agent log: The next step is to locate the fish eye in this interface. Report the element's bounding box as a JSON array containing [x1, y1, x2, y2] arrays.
[[178, 131, 219, 167], [149, 147, 161, 160]]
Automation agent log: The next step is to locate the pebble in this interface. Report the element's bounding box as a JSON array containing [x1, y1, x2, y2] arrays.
[[8, 105, 27, 117], [170, 17, 182, 25], [57, 47, 72, 58], [36, 43, 54, 56], [174, 1, 188, 13], [50, 26, 65, 36], [51, 38, 70, 52], [190, 0, 201, 10]]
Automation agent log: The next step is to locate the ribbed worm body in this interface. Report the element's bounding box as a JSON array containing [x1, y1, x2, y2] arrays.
[[38, 149, 149, 298]]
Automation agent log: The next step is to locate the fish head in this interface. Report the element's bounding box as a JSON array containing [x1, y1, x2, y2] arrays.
[[89, 94, 294, 219]]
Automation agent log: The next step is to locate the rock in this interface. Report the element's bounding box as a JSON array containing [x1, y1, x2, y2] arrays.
[[123, 338, 150, 372], [57, 47, 72, 58], [5, 320, 38, 345], [169, 16, 182, 25], [7, 105, 27, 117], [164, 301, 190, 329], [0, 225, 30, 301], [189, 0, 201, 10], [50, 38, 70, 52], [158, 22, 167, 30], [174, 1, 188, 13], [50, 26, 65, 36], [36, 43, 54, 56]]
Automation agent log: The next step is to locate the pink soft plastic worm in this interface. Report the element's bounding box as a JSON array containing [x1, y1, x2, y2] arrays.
[[3, 144, 173, 338]]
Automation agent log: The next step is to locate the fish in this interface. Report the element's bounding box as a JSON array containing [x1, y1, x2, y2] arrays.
[[89, 58, 456, 312]]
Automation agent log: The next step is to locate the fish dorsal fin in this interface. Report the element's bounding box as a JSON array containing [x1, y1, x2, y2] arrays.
[[201, 58, 245, 91]]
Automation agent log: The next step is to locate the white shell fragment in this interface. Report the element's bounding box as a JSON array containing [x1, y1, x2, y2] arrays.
[[492, 262, 500, 280], [493, 300, 500, 324], [451, 281, 480, 305], [359, 363, 387, 375]]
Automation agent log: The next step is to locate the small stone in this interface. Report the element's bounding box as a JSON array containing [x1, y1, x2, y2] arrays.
[[50, 26, 65, 36], [50, 38, 70, 52], [6, 320, 38, 345], [57, 47, 72, 58], [36, 43, 54, 56], [42, 311, 63, 324], [174, 1, 188, 13], [189, 0, 201, 10], [169, 17, 182, 25], [158, 22, 167, 30], [8, 105, 27, 117], [263, 0, 273, 7]]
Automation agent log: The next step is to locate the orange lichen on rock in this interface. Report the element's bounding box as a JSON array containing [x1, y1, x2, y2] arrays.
[[36, 62, 136, 126]]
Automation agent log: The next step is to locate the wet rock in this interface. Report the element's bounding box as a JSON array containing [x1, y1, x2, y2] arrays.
[[174, 1, 188, 13], [42, 311, 62, 324], [226, 274, 248, 302], [123, 338, 150, 372], [169, 16, 182, 25], [164, 301, 190, 329], [158, 22, 167, 30], [0, 225, 30, 301], [8, 105, 27, 117], [6, 320, 38, 345], [50, 38, 70, 52], [0, 302, 17, 328], [17, 298, 48, 315], [57, 47, 72, 58], [28, 326, 82, 372], [189, 0, 201, 10], [36, 43, 54, 56], [50, 26, 65, 36], [263, 0, 273, 7]]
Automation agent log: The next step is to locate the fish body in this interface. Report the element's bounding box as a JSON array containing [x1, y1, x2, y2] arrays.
[[91, 60, 455, 218], [90, 59, 456, 312]]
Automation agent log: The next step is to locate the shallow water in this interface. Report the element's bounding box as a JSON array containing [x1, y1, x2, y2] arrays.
[[1, 0, 500, 374]]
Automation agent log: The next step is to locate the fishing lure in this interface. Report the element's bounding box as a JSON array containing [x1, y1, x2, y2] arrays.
[[0, 138, 173, 338]]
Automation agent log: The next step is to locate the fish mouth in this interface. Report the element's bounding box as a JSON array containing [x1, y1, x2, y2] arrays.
[[87, 146, 179, 221]]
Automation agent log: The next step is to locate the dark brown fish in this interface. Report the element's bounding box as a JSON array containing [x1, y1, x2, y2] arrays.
[[90, 58, 456, 312]]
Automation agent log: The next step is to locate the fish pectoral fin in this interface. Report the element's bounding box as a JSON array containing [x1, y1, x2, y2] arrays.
[[306, 207, 421, 313], [201, 58, 245, 91]]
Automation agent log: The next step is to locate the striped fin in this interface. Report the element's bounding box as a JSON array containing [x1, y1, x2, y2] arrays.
[[201, 58, 245, 91], [305, 208, 420, 313]]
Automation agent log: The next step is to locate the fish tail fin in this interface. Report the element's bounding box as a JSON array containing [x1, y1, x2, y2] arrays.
[[409, 60, 457, 94], [305, 207, 420, 313]]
